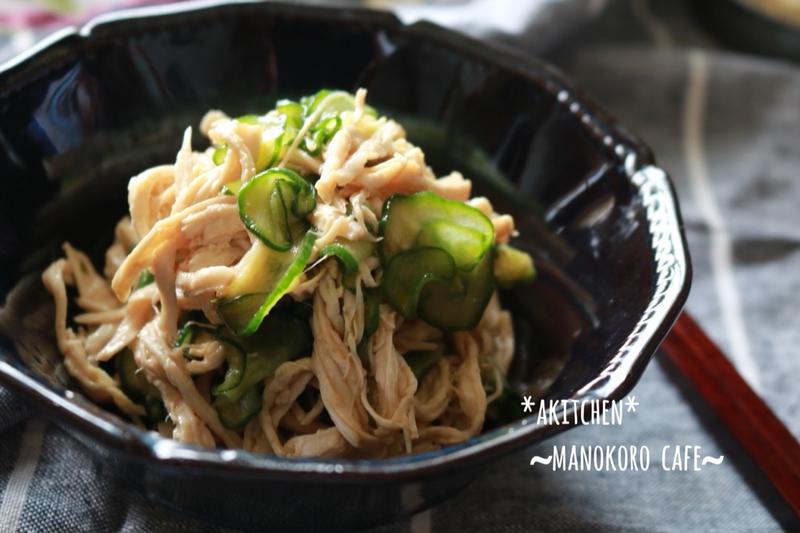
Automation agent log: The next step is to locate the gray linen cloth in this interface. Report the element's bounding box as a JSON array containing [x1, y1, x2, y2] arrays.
[[0, 1, 799, 532]]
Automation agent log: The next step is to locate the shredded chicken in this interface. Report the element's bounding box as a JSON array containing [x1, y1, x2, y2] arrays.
[[361, 307, 418, 452], [42, 88, 521, 457], [42, 257, 143, 419], [311, 273, 378, 450]]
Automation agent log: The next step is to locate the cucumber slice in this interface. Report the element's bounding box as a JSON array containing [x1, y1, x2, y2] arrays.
[[255, 119, 284, 170], [382, 247, 456, 319], [214, 387, 261, 429], [236, 114, 261, 124], [117, 348, 166, 423], [362, 288, 380, 339], [217, 294, 264, 335], [415, 219, 486, 270], [418, 247, 495, 331], [175, 322, 195, 347], [276, 100, 304, 154], [233, 111, 291, 170], [303, 90, 353, 118], [300, 89, 331, 112], [212, 144, 227, 165], [238, 168, 315, 252], [298, 90, 374, 155], [118, 349, 155, 403], [217, 230, 317, 336], [174, 321, 220, 350], [379, 191, 494, 265], [302, 116, 341, 156], [221, 179, 243, 196], [276, 100, 304, 128], [302, 89, 377, 118], [494, 243, 535, 287], [217, 310, 312, 403], [211, 337, 246, 395], [378, 192, 496, 330], [319, 238, 374, 275], [174, 322, 246, 394]]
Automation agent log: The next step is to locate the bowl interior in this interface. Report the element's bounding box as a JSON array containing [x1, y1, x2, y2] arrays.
[[0, 2, 681, 466]]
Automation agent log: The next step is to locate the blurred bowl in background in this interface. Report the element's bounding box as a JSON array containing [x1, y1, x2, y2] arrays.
[[696, 0, 800, 62]]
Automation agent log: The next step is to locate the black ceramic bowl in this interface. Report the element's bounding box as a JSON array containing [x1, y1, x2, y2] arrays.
[[0, 1, 691, 531]]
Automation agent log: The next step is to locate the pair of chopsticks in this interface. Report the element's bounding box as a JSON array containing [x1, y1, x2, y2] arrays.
[[659, 313, 800, 519]]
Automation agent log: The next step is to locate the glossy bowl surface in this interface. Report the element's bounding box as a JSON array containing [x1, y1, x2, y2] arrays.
[[0, 1, 691, 530]]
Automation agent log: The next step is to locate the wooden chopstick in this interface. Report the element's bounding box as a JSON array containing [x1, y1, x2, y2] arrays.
[[660, 312, 800, 518]]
